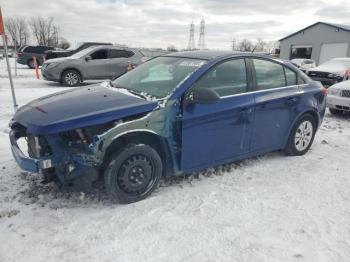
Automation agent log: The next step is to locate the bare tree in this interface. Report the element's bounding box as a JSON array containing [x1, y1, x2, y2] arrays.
[[166, 45, 178, 52], [30, 16, 60, 46], [4, 16, 30, 48], [253, 38, 267, 52], [57, 37, 70, 49], [238, 39, 253, 52]]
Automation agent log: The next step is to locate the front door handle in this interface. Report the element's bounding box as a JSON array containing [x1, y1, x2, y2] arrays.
[[286, 97, 297, 105], [240, 107, 253, 114]]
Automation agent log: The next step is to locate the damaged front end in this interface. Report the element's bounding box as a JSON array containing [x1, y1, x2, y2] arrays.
[[9, 98, 182, 185], [9, 120, 110, 183]]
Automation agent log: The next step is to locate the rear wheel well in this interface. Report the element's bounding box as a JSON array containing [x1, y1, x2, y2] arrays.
[[302, 110, 319, 127], [103, 132, 173, 177]]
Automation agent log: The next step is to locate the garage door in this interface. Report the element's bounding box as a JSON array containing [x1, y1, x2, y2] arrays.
[[319, 43, 348, 64]]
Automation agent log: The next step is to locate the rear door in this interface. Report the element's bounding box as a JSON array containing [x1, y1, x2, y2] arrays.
[[84, 48, 110, 79], [109, 49, 134, 78], [250, 58, 301, 153], [181, 58, 255, 171]]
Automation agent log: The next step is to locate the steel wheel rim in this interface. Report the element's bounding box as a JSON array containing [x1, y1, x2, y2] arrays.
[[294, 120, 313, 151], [117, 154, 156, 196], [65, 72, 79, 86]]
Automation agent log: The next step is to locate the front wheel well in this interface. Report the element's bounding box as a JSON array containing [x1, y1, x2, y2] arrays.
[[103, 132, 173, 177], [60, 68, 83, 81]]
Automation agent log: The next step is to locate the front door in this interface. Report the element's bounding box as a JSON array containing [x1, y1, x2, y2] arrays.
[[250, 58, 302, 152], [181, 58, 255, 171]]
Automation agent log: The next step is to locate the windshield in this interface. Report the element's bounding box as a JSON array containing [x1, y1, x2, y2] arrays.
[[111, 56, 207, 99], [320, 59, 350, 69], [70, 46, 96, 58]]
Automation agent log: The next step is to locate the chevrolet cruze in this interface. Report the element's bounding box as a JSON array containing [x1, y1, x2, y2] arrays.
[[10, 51, 327, 203]]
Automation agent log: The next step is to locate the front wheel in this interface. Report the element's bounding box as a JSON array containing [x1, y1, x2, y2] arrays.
[[104, 144, 163, 204], [61, 70, 81, 87], [285, 114, 316, 156]]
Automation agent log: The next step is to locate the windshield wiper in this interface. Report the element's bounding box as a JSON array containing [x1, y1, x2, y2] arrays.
[[113, 84, 149, 100]]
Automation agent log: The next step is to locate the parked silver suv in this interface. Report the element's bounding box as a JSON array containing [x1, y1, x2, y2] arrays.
[[41, 45, 145, 86]]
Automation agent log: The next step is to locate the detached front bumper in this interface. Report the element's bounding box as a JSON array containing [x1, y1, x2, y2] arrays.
[[9, 130, 53, 173]]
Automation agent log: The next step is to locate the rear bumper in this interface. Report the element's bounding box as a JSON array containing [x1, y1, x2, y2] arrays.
[[9, 130, 53, 173], [327, 95, 350, 111]]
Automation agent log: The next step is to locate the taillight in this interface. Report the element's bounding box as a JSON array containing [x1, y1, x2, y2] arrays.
[[321, 86, 328, 96], [16, 52, 22, 58]]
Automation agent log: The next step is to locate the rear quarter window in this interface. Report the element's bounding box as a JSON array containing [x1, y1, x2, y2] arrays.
[[285, 67, 297, 86]]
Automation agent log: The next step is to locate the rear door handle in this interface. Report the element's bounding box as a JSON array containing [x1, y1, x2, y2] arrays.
[[286, 97, 297, 105]]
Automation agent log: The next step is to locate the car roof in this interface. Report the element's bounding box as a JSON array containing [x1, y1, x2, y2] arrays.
[[90, 45, 136, 51], [164, 50, 273, 61]]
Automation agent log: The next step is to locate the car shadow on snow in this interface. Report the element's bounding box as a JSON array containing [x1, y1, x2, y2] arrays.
[[15, 151, 286, 208]]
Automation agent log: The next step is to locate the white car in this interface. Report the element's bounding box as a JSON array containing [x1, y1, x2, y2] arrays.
[[327, 80, 350, 114], [290, 58, 316, 72]]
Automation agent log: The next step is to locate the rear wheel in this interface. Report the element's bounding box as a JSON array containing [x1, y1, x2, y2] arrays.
[[104, 144, 163, 204], [61, 70, 81, 87], [329, 108, 343, 115], [285, 114, 316, 156]]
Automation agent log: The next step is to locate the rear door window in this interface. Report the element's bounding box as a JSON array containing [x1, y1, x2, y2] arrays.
[[109, 49, 133, 58], [253, 59, 286, 90], [192, 58, 248, 97]]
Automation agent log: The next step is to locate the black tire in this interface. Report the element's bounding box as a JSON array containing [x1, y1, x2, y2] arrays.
[[285, 114, 317, 156], [329, 108, 343, 115], [27, 59, 35, 69], [61, 69, 81, 87], [104, 144, 163, 204]]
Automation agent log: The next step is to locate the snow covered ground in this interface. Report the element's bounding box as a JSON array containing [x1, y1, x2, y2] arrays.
[[0, 58, 350, 262]]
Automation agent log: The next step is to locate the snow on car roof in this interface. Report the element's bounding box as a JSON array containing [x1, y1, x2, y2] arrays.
[[165, 50, 272, 60]]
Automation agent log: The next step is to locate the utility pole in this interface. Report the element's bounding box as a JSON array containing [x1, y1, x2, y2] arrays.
[[0, 7, 18, 111], [187, 21, 195, 50], [232, 38, 236, 51], [198, 18, 206, 50]]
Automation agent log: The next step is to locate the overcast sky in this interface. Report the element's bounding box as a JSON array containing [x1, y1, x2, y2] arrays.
[[2, 0, 350, 49]]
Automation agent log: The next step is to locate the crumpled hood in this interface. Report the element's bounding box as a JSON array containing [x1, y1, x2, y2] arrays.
[[13, 84, 158, 135], [308, 65, 345, 76]]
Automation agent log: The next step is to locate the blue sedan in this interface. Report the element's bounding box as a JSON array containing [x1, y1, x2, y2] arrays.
[[10, 51, 327, 203]]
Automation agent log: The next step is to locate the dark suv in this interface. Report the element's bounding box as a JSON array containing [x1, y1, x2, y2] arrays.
[[17, 45, 55, 68], [45, 42, 112, 60]]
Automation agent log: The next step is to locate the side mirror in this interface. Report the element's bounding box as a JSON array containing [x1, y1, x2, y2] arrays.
[[85, 56, 92, 62], [187, 87, 220, 105]]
